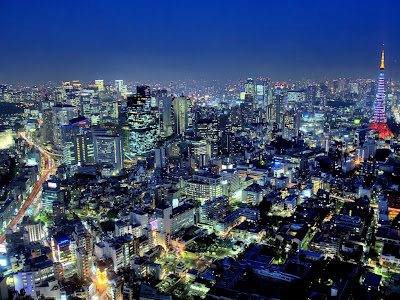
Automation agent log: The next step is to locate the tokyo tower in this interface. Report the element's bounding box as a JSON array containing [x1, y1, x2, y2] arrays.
[[370, 48, 394, 139]]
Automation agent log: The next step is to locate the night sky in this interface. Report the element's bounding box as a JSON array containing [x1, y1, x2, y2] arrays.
[[1, 0, 400, 84]]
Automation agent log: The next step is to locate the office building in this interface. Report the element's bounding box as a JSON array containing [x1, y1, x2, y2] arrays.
[[42, 180, 64, 211], [42, 109, 53, 145], [161, 91, 173, 137], [61, 116, 90, 167], [21, 218, 43, 243], [173, 96, 191, 136], [186, 173, 223, 204], [95, 80, 104, 92], [156, 203, 195, 236], [93, 135, 124, 175], [123, 92, 158, 157], [199, 196, 231, 223], [115, 80, 124, 92], [155, 146, 168, 169], [53, 201, 67, 225], [53, 235, 75, 278], [13, 256, 57, 299], [76, 247, 90, 282], [51, 104, 78, 151]]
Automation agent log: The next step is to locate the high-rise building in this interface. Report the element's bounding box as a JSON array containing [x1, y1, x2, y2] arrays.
[[79, 92, 96, 119], [53, 201, 67, 225], [42, 109, 53, 145], [53, 235, 75, 278], [75, 129, 95, 165], [243, 93, 254, 122], [95, 80, 104, 92], [199, 195, 231, 223], [173, 96, 190, 136], [273, 88, 284, 126], [154, 146, 167, 169], [220, 132, 239, 155], [13, 257, 57, 298], [137, 85, 150, 98], [21, 218, 43, 243], [282, 111, 301, 140], [286, 91, 305, 110], [76, 247, 90, 282], [245, 78, 255, 95], [42, 180, 64, 211], [160, 92, 173, 137], [186, 173, 223, 204], [114, 80, 124, 92], [51, 104, 78, 151], [61, 116, 90, 167], [93, 135, 124, 174], [156, 203, 195, 236], [256, 80, 266, 108], [123, 91, 158, 157], [307, 83, 316, 115], [220, 169, 241, 199]]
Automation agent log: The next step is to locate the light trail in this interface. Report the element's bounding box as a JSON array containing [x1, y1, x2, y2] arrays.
[[0, 132, 59, 243]]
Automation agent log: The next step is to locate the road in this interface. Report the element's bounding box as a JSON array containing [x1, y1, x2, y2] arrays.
[[0, 132, 59, 244], [330, 194, 400, 213]]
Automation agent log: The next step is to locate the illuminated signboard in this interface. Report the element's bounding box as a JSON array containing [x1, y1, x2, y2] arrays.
[[48, 182, 57, 189], [150, 219, 158, 231]]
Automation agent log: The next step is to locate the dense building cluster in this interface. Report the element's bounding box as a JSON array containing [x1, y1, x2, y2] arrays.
[[0, 54, 400, 299]]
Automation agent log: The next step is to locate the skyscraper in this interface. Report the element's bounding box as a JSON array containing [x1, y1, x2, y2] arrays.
[[161, 91, 173, 137], [75, 130, 95, 165], [123, 91, 158, 157], [114, 80, 124, 92], [256, 79, 266, 108], [307, 83, 316, 116], [95, 80, 104, 92], [282, 111, 301, 140], [370, 48, 394, 139], [274, 87, 284, 126], [61, 116, 90, 168], [42, 109, 54, 145], [51, 104, 78, 151], [173, 96, 190, 136], [244, 78, 255, 95], [42, 179, 64, 212]]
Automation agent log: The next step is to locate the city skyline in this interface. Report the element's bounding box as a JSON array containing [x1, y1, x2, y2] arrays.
[[2, 1, 400, 84], [2, 1, 400, 299]]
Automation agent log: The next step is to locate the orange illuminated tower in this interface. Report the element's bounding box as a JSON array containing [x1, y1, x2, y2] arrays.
[[370, 47, 394, 139]]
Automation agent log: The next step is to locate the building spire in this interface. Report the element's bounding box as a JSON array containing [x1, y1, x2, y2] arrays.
[[380, 45, 385, 70]]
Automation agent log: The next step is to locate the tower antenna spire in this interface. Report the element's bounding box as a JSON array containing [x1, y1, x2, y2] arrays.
[[380, 44, 385, 70]]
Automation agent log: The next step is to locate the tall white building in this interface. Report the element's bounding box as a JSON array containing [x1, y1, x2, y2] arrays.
[[114, 80, 124, 92], [21, 220, 43, 243], [186, 173, 223, 204], [156, 203, 195, 236]]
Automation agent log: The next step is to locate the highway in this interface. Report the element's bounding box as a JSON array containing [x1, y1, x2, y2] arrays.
[[0, 132, 59, 244]]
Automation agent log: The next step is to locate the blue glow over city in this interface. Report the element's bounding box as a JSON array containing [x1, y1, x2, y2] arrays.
[[1, 1, 400, 300]]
